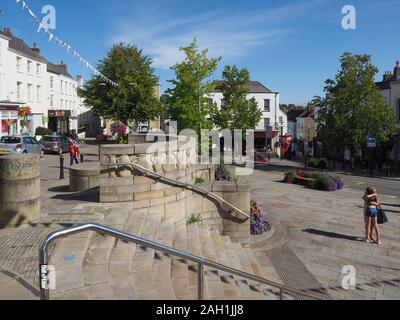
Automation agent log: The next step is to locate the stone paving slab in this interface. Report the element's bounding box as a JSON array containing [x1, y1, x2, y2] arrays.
[[239, 169, 400, 300]]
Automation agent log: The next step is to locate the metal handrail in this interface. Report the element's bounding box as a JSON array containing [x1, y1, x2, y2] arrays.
[[39, 223, 324, 300], [100, 161, 250, 219]]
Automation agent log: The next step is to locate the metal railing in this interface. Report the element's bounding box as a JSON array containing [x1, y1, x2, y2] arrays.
[[39, 223, 324, 300], [100, 162, 250, 219]]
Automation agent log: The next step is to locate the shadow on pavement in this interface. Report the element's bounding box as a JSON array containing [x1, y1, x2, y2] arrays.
[[51, 187, 99, 203], [48, 185, 70, 193], [303, 228, 361, 242]]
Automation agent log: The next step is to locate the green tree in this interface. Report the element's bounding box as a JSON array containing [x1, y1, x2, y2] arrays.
[[317, 53, 395, 168], [211, 65, 262, 131], [79, 43, 161, 125], [165, 39, 221, 133]]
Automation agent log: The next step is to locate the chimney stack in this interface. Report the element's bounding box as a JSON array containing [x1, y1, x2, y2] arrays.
[[395, 61, 400, 80], [383, 71, 393, 82], [31, 42, 41, 55], [3, 27, 12, 36]]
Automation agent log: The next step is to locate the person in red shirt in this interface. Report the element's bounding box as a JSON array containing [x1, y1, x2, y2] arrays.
[[68, 138, 80, 166]]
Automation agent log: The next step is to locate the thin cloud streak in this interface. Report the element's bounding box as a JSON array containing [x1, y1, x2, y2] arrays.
[[108, 0, 326, 70]]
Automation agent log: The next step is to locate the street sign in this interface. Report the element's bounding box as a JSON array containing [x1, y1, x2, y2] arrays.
[[367, 135, 376, 148]]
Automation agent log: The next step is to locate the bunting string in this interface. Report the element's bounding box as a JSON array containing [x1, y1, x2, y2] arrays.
[[13, 0, 119, 87]]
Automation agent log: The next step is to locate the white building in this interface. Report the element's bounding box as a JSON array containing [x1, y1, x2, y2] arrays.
[[376, 61, 400, 160], [209, 81, 287, 150], [0, 27, 91, 138]]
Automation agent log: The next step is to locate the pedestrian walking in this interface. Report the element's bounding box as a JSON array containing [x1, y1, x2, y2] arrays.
[[362, 187, 381, 245], [69, 138, 80, 166]]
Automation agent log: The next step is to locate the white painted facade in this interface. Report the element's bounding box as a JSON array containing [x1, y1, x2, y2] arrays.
[[0, 29, 88, 137], [209, 84, 287, 134], [377, 61, 400, 160]]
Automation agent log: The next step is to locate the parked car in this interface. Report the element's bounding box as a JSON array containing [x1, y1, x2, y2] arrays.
[[0, 136, 44, 157], [40, 135, 69, 154]]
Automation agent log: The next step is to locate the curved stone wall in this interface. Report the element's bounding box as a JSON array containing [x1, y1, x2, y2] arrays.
[[0, 154, 40, 227], [99, 138, 250, 245], [69, 162, 100, 192]]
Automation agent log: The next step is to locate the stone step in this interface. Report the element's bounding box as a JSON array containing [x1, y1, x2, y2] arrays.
[[210, 230, 241, 300], [131, 213, 162, 300], [107, 210, 147, 300], [153, 218, 176, 300], [186, 223, 202, 299], [171, 220, 192, 300], [198, 226, 225, 300]]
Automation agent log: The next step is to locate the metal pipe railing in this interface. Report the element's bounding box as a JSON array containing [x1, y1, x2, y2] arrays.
[[39, 223, 324, 301], [100, 162, 250, 219]]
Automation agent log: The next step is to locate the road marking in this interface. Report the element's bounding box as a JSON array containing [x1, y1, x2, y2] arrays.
[[352, 181, 365, 185]]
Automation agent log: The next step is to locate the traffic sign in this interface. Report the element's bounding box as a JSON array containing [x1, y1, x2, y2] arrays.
[[367, 135, 376, 148]]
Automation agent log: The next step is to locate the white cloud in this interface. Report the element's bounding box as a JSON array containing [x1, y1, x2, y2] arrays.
[[107, 0, 326, 70]]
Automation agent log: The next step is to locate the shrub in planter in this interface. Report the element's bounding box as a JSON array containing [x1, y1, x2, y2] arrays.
[[250, 201, 271, 235], [329, 178, 344, 191], [318, 158, 328, 169], [283, 170, 297, 183], [313, 173, 334, 191], [35, 127, 53, 136], [307, 158, 318, 168], [215, 163, 233, 181]]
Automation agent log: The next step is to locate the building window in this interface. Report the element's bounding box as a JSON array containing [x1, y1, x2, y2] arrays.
[[50, 94, 54, 107], [264, 99, 270, 112], [27, 84, 32, 101], [61, 80, 63, 93], [36, 63, 40, 76], [264, 118, 270, 129], [16, 57, 22, 71], [27, 60, 32, 74], [398, 99, 400, 121], [17, 82, 22, 99], [61, 99, 63, 108], [37, 86, 41, 101], [50, 76, 54, 89]]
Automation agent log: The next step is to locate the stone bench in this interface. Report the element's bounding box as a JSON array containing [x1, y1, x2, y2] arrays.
[[69, 162, 100, 192]]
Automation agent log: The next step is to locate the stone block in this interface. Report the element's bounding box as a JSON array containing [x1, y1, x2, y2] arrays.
[[117, 184, 151, 194], [70, 176, 89, 192], [150, 183, 168, 191], [150, 195, 177, 207], [100, 145, 134, 155], [212, 182, 237, 192], [100, 176, 133, 187], [133, 176, 155, 185], [164, 187, 181, 196], [133, 199, 150, 209], [134, 190, 165, 201], [165, 198, 186, 222], [148, 205, 165, 217]]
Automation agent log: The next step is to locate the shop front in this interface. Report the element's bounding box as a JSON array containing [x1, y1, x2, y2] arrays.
[[0, 105, 19, 138], [48, 110, 71, 135]]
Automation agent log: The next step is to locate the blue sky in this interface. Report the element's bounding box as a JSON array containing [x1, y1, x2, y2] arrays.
[[1, 0, 400, 104]]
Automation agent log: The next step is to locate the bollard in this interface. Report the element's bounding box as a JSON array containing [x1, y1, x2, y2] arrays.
[[60, 155, 64, 180], [80, 154, 84, 163]]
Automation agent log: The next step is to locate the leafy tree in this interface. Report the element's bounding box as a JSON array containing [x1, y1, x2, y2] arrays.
[[79, 43, 161, 125], [316, 53, 395, 168], [211, 65, 262, 131], [165, 39, 221, 133]]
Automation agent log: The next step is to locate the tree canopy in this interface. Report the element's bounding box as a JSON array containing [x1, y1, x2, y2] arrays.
[[211, 65, 262, 132], [165, 39, 221, 133], [316, 53, 395, 156], [79, 43, 161, 125]]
